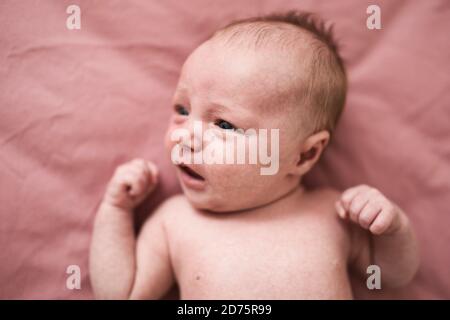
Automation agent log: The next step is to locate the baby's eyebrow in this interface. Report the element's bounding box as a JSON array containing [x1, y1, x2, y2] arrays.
[[206, 103, 229, 114], [204, 105, 230, 120], [207, 100, 253, 119], [206, 102, 259, 127]]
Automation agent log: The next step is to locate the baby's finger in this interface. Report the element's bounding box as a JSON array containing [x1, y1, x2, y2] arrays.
[[146, 161, 159, 185], [369, 208, 394, 235], [130, 158, 147, 168], [340, 185, 369, 210], [348, 192, 372, 224], [335, 200, 347, 219], [129, 160, 149, 174], [358, 202, 382, 229], [122, 174, 145, 197]]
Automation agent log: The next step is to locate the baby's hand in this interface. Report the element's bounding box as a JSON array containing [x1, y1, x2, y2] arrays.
[[335, 185, 405, 235], [103, 159, 159, 211]]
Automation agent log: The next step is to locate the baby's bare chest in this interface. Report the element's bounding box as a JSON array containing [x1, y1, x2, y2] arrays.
[[166, 210, 352, 299]]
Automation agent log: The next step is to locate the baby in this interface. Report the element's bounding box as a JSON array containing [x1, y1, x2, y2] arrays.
[[90, 11, 419, 299]]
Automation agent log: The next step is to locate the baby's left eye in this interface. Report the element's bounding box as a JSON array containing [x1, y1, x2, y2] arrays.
[[174, 104, 189, 116], [215, 119, 236, 130]]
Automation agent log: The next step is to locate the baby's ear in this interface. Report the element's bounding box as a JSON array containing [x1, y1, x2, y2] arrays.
[[291, 130, 330, 176]]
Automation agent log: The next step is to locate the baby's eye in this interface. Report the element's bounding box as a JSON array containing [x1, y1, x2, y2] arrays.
[[174, 104, 189, 116], [214, 119, 236, 130]]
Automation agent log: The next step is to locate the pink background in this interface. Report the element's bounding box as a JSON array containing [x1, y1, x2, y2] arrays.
[[0, 0, 449, 299]]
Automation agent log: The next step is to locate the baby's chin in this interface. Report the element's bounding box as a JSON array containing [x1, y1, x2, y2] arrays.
[[180, 186, 231, 213], [180, 185, 269, 214]]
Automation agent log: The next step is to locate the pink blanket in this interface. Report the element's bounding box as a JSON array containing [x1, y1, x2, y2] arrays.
[[1, 0, 449, 299]]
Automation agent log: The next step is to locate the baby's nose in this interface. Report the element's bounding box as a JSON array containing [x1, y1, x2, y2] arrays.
[[180, 121, 203, 153]]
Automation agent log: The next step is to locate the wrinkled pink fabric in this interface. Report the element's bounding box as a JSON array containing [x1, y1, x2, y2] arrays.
[[0, 0, 449, 299]]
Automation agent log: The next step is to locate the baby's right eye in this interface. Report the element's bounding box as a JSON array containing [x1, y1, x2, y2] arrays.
[[174, 104, 189, 116]]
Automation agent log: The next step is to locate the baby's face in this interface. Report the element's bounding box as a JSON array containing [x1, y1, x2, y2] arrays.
[[165, 40, 306, 212]]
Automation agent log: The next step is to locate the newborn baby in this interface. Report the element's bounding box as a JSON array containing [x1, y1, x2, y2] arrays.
[[90, 11, 419, 299]]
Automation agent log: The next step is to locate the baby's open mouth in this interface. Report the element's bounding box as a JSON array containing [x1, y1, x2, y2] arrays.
[[178, 164, 205, 181]]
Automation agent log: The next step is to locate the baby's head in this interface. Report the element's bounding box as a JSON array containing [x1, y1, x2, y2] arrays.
[[165, 11, 347, 212]]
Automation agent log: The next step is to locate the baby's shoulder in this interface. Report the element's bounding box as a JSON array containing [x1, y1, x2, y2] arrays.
[[302, 186, 353, 251], [295, 186, 350, 234], [154, 193, 197, 223], [303, 186, 341, 213], [160, 193, 191, 208]]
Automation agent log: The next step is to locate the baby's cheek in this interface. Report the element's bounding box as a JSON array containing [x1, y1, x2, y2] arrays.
[[164, 125, 179, 155], [207, 162, 266, 192], [164, 132, 171, 153]]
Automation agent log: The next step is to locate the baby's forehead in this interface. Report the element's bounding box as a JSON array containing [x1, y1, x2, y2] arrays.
[[176, 22, 319, 119], [186, 37, 308, 106], [183, 46, 298, 109]]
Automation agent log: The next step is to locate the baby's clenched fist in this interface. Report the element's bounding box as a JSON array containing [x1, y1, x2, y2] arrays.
[[103, 159, 158, 210], [335, 185, 407, 235]]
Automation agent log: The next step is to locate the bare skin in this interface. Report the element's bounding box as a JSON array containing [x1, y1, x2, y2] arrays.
[[90, 162, 418, 299], [89, 35, 419, 299], [162, 187, 353, 299]]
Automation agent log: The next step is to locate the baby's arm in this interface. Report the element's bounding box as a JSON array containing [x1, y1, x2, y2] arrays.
[[335, 185, 419, 288], [89, 159, 174, 299]]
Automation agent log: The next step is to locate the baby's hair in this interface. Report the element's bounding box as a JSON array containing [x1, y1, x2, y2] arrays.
[[210, 10, 347, 137]]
